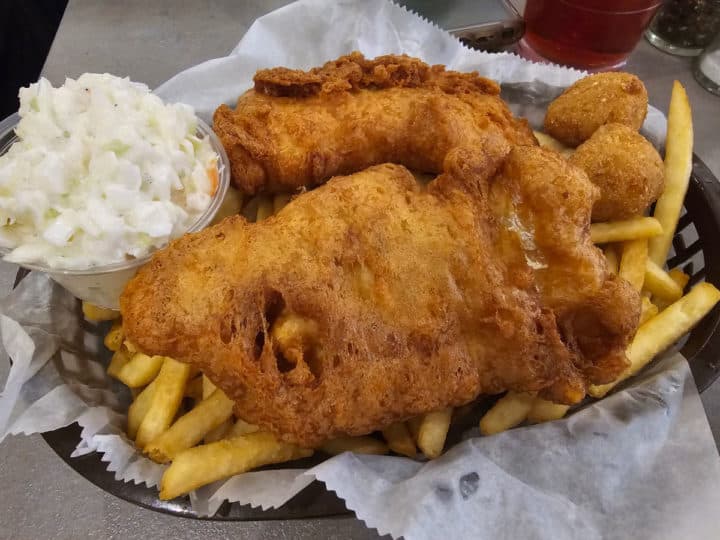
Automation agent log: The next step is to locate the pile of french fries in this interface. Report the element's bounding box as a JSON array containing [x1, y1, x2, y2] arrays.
[[90, 311, 458, 499], [99, 322, 313, 500], [81, 81, 720, 501]]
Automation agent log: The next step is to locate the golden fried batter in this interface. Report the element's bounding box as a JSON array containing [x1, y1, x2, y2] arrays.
[[213, 52, 536, 194], [121, 142, 639, 448], [569, 123, 665, 221], [544, 72, 648, 147]]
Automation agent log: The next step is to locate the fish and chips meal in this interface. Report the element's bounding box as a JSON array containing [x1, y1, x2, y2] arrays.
[[5, 53, 719, 503]]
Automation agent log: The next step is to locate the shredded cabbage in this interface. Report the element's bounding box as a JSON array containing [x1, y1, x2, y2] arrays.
[[0, 73, 218, 269]]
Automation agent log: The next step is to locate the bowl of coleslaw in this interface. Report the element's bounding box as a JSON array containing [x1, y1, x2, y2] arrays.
[[0, 74, 230, 309]]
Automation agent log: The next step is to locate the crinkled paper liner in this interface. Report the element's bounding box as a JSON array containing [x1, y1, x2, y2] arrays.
[[1, 1, 718, 539]]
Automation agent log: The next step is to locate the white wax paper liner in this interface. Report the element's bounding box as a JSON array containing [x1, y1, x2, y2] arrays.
[[1, 1, 718, 538], [211, 355, 720, 540]]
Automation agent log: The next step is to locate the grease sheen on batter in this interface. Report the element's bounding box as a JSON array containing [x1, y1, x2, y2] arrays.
[[121, 142, 639, 448]]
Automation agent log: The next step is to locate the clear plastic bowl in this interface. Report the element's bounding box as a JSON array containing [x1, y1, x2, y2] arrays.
[[0, 112, 230, 309]]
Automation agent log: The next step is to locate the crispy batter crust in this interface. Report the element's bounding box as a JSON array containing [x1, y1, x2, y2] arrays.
[[213, 52, 536, 194], [253, 51, 502, 97], [121, 142, 639, 448]]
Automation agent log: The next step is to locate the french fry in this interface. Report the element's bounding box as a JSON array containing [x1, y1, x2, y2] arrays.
[[184, 376, 204, 402], [127, 380, 157, 440], [124, 339, 137, 353], [407, 416, 423, 441], [526, 398, 570, 424], [204, 419, 233, 443], [135, 357, 191, 448], [241, 195, 261, 221], [107, 347, 131, 379], [256, 196, 274, 221], [668, 268, 690, 291], [144, 389, 235, 462], [417, 408, 452, 458], [590, 217, 663, 244], [603, 244, 620, 274], [533, 131, 574, 158], [211, 186, 244, 225], [160, 432, 313, 500], [82, 301, 120, 322], [103, 322, 124, 352], [479, 392, 535, 436], [381, 422, 417, 458], [655, 269, 691, 310], [273, 193, 292, 213], [618, 238, 648, 291], [227, 418, 260, 438], [589, 282, 720, 398], [649, 81, 693, 265], [202, 375, 217, 400], [116, 353, 165, 388], [640, 297, 659, 324], [321, 436, 389, 456], [644, 260, 684, 302]]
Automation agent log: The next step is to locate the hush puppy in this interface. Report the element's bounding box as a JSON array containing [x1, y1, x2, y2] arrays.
[[544, 72, 648, 147], [569, 123, 664, 222]]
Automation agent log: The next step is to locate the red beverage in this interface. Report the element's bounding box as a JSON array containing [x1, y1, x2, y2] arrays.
[[522, 0, 662, 69]]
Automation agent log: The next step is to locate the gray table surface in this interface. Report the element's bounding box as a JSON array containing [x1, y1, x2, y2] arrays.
[[1, 1, 719, 539]]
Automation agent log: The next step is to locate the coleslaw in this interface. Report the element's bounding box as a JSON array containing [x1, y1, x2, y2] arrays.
[[0, 73, 219, 269]]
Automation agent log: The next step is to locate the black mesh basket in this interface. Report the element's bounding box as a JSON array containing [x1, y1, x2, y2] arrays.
[[30, 154, 720, 521], [667, 156, 720, 390], [3, 97, 720, 520]]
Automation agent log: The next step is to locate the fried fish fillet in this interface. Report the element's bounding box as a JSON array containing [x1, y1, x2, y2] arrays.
[[121, 141, 639, 448], [213, 52, 537, 194]]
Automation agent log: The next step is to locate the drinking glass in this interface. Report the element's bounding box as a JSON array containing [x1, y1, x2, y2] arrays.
[[520, 0, 663, 70]]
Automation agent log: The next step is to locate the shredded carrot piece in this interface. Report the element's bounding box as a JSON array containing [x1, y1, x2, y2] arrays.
[[207, 160, 219, 196]]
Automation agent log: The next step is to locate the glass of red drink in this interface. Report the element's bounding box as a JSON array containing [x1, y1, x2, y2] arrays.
[[520, 0, 663, 70]]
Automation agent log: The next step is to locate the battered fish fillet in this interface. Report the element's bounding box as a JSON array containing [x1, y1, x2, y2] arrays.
[[121, 142, 639, 448], [213, 52, 537, 194]]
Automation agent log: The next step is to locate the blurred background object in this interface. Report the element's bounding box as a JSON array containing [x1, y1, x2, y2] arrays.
[[518, 0, 662, 70], [694, 32, 720, 95], [0, 0, 68, 119], [645, 0, 720, 57], [403, 0, 524, 51]]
